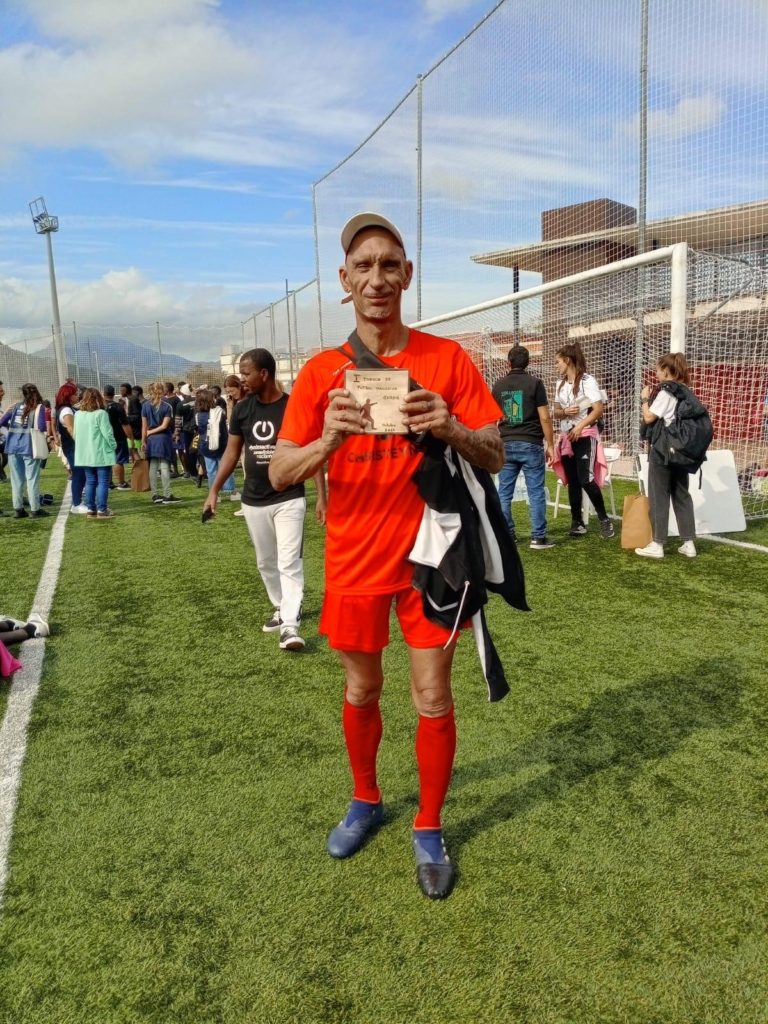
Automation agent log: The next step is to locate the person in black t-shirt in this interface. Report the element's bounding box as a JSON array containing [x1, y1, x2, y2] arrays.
[[491, 345, 555, 550], [175, 384, 198, 478], [127, 386, 143, 452], [164, 383, 182, 476], [210, 385, 227, 412], [202, 348, 326, 652], [103, 385, 135, 489]]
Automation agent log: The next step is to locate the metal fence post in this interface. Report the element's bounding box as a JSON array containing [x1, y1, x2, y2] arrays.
[[312, 183, 325, 348], [72, 321, 81, 381], [285, 279, 296, 385], [416, 74, 423, 322], [156, 322, 165, 381], [512, 267, 520, 345], [632, 0, 650, 457], [291, 290, 299, 357]]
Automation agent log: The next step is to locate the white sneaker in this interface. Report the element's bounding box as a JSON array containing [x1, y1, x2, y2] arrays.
[[229, 491, 242, 501], [233, 507, 244, 517], [279, 627, 305, 652], [70, 503, 90, 514], [27, 613, 50, 637], [678, 541, 697, 558], [635, 541, 664, 559]]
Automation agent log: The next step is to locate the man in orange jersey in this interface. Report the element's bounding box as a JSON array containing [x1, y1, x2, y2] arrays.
[[269, 213, 503, 899]]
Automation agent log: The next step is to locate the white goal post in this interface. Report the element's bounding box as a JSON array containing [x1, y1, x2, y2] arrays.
[[410, 243, 768, 521], [413, 243, 689, 352]]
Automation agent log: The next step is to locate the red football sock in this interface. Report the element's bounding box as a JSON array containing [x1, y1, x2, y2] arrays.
[[342, 694, 383, 804], [413, 706, 456, 830]]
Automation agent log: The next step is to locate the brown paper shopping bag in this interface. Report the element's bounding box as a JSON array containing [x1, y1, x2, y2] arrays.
[[130, 458, 150, 492], [620, 493, 652, 549]]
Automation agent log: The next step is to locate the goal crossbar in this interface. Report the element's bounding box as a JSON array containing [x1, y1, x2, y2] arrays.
[[411, 242, 689, 353]]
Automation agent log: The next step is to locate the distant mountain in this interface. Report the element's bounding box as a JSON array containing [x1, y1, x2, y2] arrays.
[[42, 334, 219, 379], [0, 334, 220, 400]]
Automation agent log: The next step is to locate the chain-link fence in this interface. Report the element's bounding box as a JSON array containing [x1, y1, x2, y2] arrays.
[[313, 0, 768, 347], [409, 246, 768, 520], [0, 277, 319, 404]]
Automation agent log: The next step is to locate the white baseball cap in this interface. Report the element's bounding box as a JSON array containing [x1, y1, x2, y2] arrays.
[[340, 212, 406, 254]]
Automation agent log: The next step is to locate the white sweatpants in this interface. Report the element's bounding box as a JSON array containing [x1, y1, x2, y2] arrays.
[[241, 497, 306, 629]]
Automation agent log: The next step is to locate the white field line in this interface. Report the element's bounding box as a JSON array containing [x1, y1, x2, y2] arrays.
[[0, 486, 71, 908], [699, 534, 768, 554]]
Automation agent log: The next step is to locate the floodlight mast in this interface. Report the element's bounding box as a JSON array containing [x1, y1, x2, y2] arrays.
[[29, 196, 67, 386]]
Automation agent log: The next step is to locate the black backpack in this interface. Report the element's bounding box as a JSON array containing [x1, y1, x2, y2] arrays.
[[651, 381, 713, 474]]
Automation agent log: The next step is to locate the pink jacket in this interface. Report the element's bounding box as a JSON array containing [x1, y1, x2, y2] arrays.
[[0, 643, 22, 679], [552, 425, 608, 488]]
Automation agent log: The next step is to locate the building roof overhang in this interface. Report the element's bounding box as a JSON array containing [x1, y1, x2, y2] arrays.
[[471, 199, 768, 275]]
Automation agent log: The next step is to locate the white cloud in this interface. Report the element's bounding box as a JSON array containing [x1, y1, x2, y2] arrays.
[[0, 266, 309, 361], [21, 0, 219, 42], [620, 95, 727, 141], [651, 96, 727, 139], [0, 4, 381, 170], [76, 173, 309, 201], [0, 268, 180, 327]]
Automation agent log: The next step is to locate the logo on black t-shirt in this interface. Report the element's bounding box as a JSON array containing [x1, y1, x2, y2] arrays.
[[502, 390, 524, 426], [251, 421, 276, 442]]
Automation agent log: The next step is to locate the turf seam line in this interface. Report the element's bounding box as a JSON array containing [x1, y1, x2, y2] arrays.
[[0, 484, 72, 909]]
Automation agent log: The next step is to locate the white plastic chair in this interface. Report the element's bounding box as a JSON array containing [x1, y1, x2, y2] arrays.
[[553, 445, 621, 522]]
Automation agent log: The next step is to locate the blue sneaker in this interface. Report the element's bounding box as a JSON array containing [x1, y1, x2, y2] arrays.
[[327, 799, 384, 859], [412, 828, 456, 900]]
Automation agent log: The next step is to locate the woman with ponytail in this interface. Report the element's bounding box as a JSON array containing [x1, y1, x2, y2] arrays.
[[636, 353, 697, 559], [0, 383, 49, 518], [553, 343, 614, 539]]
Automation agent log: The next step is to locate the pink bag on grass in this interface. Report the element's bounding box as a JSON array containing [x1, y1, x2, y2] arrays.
[[0, 643, 23, 678]]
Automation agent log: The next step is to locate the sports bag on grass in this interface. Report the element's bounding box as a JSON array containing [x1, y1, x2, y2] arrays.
[[620, 493, 652, 549], [131, 457, 150, 492], [651, 382, 713, 474]]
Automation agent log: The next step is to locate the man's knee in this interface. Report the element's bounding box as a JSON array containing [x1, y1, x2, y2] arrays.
[[409, 647, 455, 716], [413, 684, 453, 717], [340, 651, 384, 706]]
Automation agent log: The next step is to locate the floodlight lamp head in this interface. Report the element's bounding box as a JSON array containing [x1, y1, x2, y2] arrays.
[[29, 196, 59, 234]]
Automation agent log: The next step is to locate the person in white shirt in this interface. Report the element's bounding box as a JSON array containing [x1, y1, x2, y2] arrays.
[[636, 353, 697, 559], [553, 343, 614, 539]]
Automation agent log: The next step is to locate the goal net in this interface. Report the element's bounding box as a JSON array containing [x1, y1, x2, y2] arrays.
[[411, 246, 768, 521]]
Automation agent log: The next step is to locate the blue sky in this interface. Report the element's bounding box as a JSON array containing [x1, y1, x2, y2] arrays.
[[0, 0, 493, 341]]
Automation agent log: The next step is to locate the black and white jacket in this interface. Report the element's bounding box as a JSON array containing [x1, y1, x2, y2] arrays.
[[409, 435, 529, 702]]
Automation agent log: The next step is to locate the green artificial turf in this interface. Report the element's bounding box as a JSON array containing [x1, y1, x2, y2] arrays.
[[0, 460, 70, 725], [0, 465, 767, 1023]]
